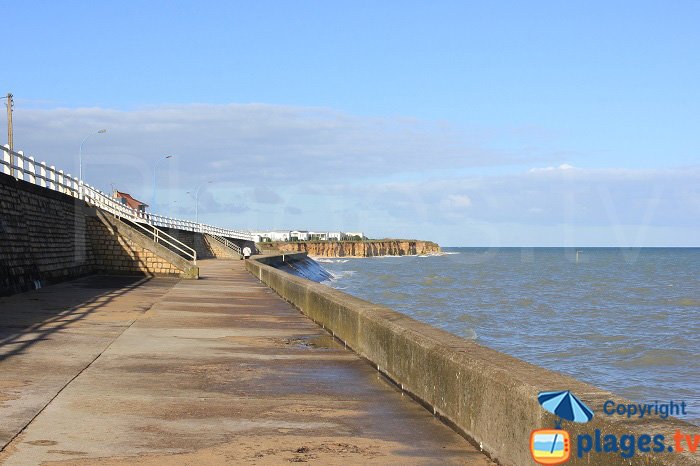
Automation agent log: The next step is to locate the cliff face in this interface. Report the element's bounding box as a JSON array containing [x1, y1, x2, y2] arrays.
[[266, 240, 441, 258]]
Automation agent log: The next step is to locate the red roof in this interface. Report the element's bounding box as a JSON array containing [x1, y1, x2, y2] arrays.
[[113, 191, 148, 209]]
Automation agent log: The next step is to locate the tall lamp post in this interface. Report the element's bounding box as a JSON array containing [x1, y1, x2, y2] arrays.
[[152, 155, 173, 213], [188, 181, 212, 224], [78, 129, 107, 199]]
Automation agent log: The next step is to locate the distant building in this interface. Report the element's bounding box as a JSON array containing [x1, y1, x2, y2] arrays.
[[252, 231, 291, 242], [252, 230, 367, 243], [290, 230, 310, 241], [113, 191, 148, 213], [309, 231, 328, 241], [268, 231, 291, 242], [345, 232, 366, 240]]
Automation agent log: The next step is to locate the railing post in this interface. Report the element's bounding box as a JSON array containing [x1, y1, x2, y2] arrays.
[[48, 166, 56, 190], [2, 144, 10, 176], [70, 175, 79, 198], [16, 151, 24, 180], [27, 156, 36, 185], [57, 170, 65, 193], [38, 161, 47, 188], [65, 174, 72, 197]]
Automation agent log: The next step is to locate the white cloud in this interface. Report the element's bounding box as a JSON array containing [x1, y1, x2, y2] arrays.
[[315, 166, 700, 232], [529, 163, 576, 172], [8, 103, 698, 245], [11, 103, 518, 195]]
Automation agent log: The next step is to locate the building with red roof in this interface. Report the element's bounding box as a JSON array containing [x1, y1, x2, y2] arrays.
[[113, 191, 148, 213]]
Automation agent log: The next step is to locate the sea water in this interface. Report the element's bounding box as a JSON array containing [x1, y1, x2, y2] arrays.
[[317, 248, 700, 425]]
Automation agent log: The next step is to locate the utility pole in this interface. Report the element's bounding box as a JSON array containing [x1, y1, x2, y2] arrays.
[[6, 93, 14, 153]]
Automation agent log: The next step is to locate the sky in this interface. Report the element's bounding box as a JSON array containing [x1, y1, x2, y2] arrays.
[[3, 1, 699, 246]]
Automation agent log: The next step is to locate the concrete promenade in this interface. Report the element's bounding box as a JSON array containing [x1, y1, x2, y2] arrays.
[[0, 259, 493, 465]]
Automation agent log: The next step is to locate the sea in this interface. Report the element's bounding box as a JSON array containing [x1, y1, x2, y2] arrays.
[[314, 247, 700, 425]]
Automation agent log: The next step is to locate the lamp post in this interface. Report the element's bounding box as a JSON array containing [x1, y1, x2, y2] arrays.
[[78, 129, 107, 199], [188, 181, 212, 224], [152, 155, 173, 213]]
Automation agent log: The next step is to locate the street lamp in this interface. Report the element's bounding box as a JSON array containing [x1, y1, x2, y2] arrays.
[[78, 129, 107, 199], [152, 155, 173, 213], [188, 181, 213, 224]]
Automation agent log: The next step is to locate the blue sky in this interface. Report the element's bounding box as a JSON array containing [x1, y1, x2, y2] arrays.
[[4, 1, 699, 245]]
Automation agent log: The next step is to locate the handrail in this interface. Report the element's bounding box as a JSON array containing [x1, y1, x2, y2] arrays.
[[1, 144, 254, 243], [210, 234, 242, 255], [113, 213, 197, 263]]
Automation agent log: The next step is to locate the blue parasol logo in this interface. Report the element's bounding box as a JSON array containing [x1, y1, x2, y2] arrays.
[[538, 390, 594, 428]]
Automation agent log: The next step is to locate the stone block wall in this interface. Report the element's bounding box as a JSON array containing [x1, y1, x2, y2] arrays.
[[0, 173, 92, 295], [158, 228, 215, 260], [87, 214, 190, 277], [203, 234, 240, 259], [1, 172, 198, 296]]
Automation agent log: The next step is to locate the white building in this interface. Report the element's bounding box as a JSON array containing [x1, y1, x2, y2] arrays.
[[268, 231, 291, 242], [290, 230, 310, 241], [309, 231, 328, 241], [327, 232, 346, 241], [252, 230, 291, 242], [252, 230, 367, 242]]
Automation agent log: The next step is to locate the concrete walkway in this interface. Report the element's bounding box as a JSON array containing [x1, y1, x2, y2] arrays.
[[0, 260, 493, 465]]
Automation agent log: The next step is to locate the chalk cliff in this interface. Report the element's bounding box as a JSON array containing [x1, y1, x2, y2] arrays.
[[264, 240, 441, 258]]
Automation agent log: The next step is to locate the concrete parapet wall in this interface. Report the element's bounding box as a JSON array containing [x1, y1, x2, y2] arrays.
[[247, 254, 699, 466]]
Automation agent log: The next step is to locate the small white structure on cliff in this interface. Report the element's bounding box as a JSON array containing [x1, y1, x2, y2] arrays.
[[252, 230, 366, 242], [290, 230, 310, 241], [251, 230, 291, 242]]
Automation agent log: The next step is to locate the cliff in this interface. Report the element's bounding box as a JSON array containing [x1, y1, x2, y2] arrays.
[[262, 240, 441, 258]]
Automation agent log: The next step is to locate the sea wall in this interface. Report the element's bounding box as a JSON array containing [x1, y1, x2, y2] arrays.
[[0, 171, 93, 295], [263, 240, 441, 257], [0, 172, 197, 296], [246, 253, 699, 466]]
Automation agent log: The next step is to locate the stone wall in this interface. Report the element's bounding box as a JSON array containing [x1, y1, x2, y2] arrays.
[[247, 254, 700, 466], [158, 228, 215, 260], [0, 172, 92, 295], [203, 234, 240, 259], [88, 211, 198, 278], [0, 172, 198, 296]]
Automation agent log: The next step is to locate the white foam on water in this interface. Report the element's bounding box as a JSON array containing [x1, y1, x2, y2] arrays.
[[313, 258, 351, 263], [326, 270, 357, 282]]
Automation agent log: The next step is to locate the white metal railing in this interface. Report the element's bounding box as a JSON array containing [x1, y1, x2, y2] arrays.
[[1, 144, 255, 243], [110, 213, 197, 263], [210, 234, 242, 255]]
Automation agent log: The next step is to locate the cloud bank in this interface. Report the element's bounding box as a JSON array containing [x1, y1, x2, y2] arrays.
[[7, 103, 699, 246]]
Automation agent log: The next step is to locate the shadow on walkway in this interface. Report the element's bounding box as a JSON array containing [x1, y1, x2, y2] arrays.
[[0, 275, 155, 362]]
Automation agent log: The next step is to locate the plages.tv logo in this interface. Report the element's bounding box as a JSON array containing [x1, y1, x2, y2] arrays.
[[530, 390, 594, 465]]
